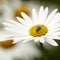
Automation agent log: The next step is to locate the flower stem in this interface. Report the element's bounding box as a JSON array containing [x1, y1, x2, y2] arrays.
[[40, 42, 47, 60]]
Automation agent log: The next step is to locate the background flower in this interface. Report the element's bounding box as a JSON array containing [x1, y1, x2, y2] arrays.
[[0, 41, 41, 60]]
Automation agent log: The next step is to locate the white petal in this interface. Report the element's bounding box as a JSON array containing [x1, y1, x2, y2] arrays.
[[12, 38, 23, 44], [8, 19, 23, 26], [45, 37, 58, 46], [5, 27, 28, 35], [3, 22, 27, 30], [23, 37, 34, 43], [16, 17, 30, 30], [43, 7, 48, 24], [3, 22, 28, 34], [46, 35, 60, 40], [34, 37, 39, 42], [21, 12, 33, 27], [47, 32, 60, 36], [9, 25, 27, 33], [45, 9, 58, 25], [32, 8, 38, 24], [48, 26, 60, 32], [47, 13, 60, 30], [39, 37, 45, 43], [38, 6, 44, 24], [34, 36, 45, 43], [3, 21, 27, 30], [16, 17, 27, 25], [12, 36, 32, 43], [48, 24, 60, 31], [47, 13, 60, 26], [8, 20, 28, 29]]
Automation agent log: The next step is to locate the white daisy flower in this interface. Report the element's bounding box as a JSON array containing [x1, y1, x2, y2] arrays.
[[3, 6, 60, 46], [0, 30, 15, 48]]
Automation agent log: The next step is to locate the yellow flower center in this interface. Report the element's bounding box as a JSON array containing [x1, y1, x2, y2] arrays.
[[0, 40, 16, 49], [14, 4, 30, 18], [29, 24, 48, 37]]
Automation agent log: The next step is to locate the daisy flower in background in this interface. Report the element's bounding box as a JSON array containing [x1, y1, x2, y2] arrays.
[[13, 4, 30, 19], [0, 41, 41, 60], [3, 0, 41, 22], [3, 6, 60, 46], [3, 0, 30, 21], [0, 30, 15, 48]]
